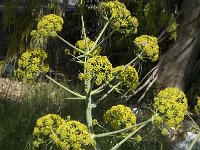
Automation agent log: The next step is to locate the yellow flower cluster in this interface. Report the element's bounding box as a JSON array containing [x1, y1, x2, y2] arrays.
[[195, 97, 200, 114], [154, 88, 188, 129], [103, 105, 136, 130], [134, 35, 159, 62], [161, 128, 169, 136], [33, 114, 66, 137], [54, 121, 96, 149], [74, 38, 101, 56], [33, 114, 95, 149], [168, 20, 178, 41], [79, 56, 113, 85], [115, 66, 139, 92], [33, 114, 66, 148], [92, 119, 98, 126], [98, 1, 138, 33], [15, 48, 49, 80], [134, 135, 142, 143], [37, 14, 64, 37]]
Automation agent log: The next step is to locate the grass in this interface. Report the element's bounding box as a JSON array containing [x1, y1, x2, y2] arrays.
[[0, 77, 177, 150], [0, 78, 86, 150]]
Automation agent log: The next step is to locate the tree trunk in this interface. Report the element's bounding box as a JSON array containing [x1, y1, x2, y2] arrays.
[[157, 0, 200, 91]]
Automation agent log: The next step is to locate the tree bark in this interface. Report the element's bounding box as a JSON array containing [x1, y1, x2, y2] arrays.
[[157, 0, 200, 91]]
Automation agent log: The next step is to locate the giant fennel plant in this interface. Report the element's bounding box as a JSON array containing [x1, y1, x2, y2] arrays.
[[15, 0, 193, 149]]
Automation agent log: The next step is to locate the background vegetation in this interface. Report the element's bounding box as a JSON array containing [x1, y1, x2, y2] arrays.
[[0, 0, 200, 149]]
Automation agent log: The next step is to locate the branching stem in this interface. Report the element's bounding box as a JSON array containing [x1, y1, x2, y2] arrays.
[[57, 35, 86, 54], [94, 117, 152, 138], [45, 75, 85, 99], [89, 20, 110, 54], [110, 123, 147, 150]]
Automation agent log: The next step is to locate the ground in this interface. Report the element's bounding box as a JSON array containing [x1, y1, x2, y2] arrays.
[[0, 77, 23, 100]]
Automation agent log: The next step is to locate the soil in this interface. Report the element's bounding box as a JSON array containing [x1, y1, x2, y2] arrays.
[[0, 77, 23, 100]]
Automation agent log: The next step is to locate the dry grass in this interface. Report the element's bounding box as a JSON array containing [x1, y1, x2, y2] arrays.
[[0, 77, 23, 100]]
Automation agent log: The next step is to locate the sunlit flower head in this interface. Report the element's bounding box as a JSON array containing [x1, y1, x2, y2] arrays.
[[134, 35, 159, 62], [37, 14, 64, 37], [154, 88, 188, 129], [104, 104, 136, 130]]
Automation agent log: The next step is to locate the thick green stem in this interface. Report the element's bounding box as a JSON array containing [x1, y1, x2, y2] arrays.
[[57, 35, 86, 54], [81, 16, 89, 53], [84, 74, 97, 150], [84, 44, 93, 134], [100, 82, 121, 99], [91, 81, 109, 95], [89, 20, 110, 54], [45, 75, 85, 99], [111, 123, 147, 150], [86, 93, 93, 133], [94, 118, 152, 138], [79, 0, 96, 149], [94, 30, 115, 49]]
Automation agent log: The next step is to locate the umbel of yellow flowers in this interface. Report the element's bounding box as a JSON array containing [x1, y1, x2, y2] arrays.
[[36, 14, 64, 37], [15, 48, 49, 80], [195, 97, 200, 114], [167, 20, 178, 41], [33, 114, 95, 149], [104, 104, 137, 130], [115, 66, 139, 92], [74, 37, 101, 56], [79, 56, 139, 92], [154, 88, 188, 129], [104, 104, 142, 143], [134, 35, 159, 62], [98, 0, 138, 33], [79, 55, 113, 85]]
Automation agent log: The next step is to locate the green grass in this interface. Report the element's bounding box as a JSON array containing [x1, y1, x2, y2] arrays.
[[0, 78, 176, 150], [0, 79, 86, 150]]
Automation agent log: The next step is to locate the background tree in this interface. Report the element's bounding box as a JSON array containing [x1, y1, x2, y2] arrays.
[[157, 0, 200, 93], [1, 0, 62, 68], [114, 0, 200, 106]]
